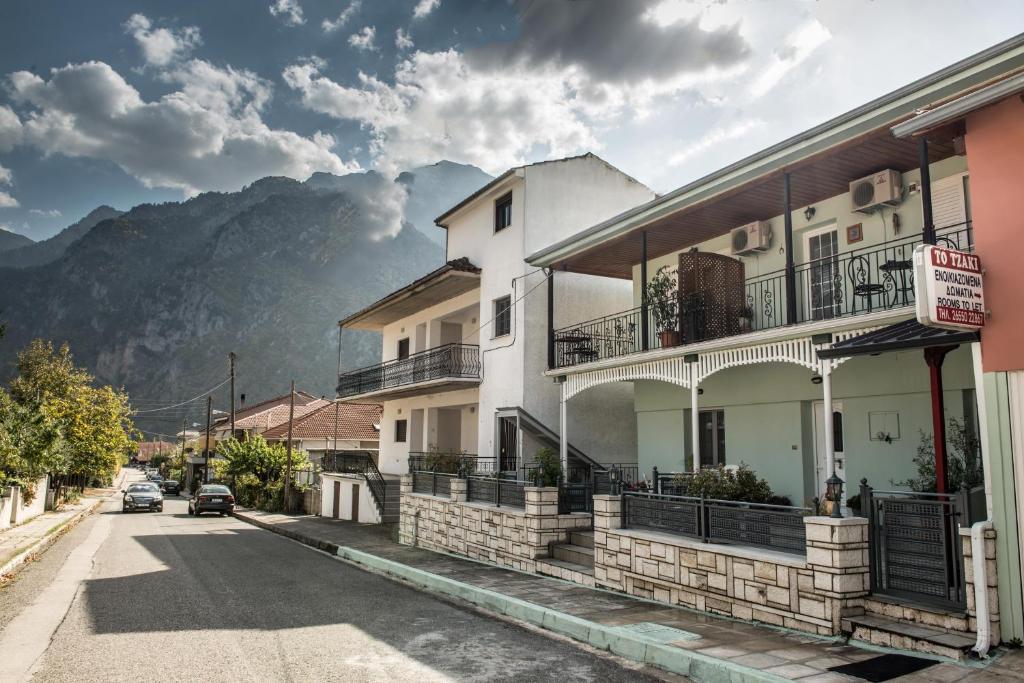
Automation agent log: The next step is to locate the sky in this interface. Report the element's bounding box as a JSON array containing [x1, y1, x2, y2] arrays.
[[0, 0, 1021, 241]]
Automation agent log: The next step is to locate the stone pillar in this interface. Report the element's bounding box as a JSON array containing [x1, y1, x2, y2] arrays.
[[592, 495, 622, 589], [804, 516, 870, 633], [525, 486, 559, 516], [963, 527, 1000, 644], [449, 478, 467, 503], [398, 474, 415, 546], [593, 495, 621, 532], [400, 473, 413, 495]]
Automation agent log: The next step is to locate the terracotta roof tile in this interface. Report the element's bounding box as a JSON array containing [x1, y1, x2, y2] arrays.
[[263, 401, 382, 441]]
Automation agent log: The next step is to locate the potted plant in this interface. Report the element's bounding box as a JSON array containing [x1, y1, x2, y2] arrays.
[[645, 266, 680, 347], [737, 304, 754, 332]]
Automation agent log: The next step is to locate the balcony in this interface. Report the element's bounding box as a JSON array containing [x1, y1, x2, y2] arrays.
[[337, 343, 481, 400], [552, 223, 972, 369]]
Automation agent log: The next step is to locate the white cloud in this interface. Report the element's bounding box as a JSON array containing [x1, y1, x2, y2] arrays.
[[348, 26, 377, 51], [322, 1, 361, 33], [29, 208, 62, 217], [8, 60, 357, 196], [412, 0, 440, 20], [0, 192, 18, 208], [269, 0, 305, 26], [749, 19, 831, 98], [395, 28, 414, 51], [0, 224, 11, 232], [123, 14, 201, 67], [668, 118, 764, 166], [0, 164, 12, 186], [0, 105, 23, 152]]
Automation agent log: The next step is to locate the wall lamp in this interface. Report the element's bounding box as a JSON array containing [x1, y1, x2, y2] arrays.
[[804, 206, 816, 221], [810, 374, 823, 385]]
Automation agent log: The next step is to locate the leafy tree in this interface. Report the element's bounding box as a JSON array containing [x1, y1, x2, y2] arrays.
[[10, 340, 92, 405], [0, 388, 63, 486], [216, 435, 307, 483], [892, 418, 983, 493]]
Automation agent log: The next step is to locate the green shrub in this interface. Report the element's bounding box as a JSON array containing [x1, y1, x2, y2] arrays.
[[891, 418, 983, 493], [672, 464, 780, 504], [531, 447, 562, 487]]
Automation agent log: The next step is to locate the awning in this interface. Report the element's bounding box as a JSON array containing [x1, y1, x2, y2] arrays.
[[817, 319, 979, 359]]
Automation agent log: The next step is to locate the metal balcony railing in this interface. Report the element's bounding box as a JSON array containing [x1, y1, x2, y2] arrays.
[[337, 343, 480, 398], [552, 223, 973, 369]]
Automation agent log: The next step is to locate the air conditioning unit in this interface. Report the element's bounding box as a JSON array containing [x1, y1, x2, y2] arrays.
[[729, 221, 771, 256], [850, 169, 902, 213]]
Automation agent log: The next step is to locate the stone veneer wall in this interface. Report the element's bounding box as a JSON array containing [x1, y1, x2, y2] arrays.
[[591, 495, 871, 636], [398, 475, 591, 572]]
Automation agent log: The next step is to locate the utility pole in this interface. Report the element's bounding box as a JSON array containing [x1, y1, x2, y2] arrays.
[[334, 322, 342, 453], [204, 395, 212, 483], [285, 380, 295, 511], [180, 418, 187, 480], [229, 352, 236, 437]]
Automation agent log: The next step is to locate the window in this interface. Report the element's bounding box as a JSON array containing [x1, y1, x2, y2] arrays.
[[807, 228, 841, 321], [493, 295, 512, 337], [494, 192, 512, 232], [397, 338, 410, 360], [698, 409, 725, 468], [395, 419, 408, 443]]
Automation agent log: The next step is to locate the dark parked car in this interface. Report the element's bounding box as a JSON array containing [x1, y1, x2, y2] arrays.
[[188, 485, 235, 516], [160, 479, 181, 495], [122, 482, 164, 513]]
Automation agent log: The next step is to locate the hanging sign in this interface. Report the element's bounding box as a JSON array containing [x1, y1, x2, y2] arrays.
[[914, 244, 985, 330]]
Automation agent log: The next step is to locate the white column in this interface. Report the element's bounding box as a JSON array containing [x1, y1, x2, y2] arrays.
[[559, 390, 568, 475], [822, 362, 835, 480], [690, 381, 700, 473]]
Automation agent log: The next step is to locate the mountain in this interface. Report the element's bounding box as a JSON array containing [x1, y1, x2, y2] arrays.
[[0, 229, 33, 253], [0, 206, 122, 269], [0, 162, 492, 435], [397, 161, 494, 245]]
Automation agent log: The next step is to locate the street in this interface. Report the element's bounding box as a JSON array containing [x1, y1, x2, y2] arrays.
[[0, 472, 666, 683]]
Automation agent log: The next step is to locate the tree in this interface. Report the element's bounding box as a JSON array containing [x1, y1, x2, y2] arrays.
[[216, 435, 306, 483], [0, 388, 63, 486], [10, 340, 92, 405]]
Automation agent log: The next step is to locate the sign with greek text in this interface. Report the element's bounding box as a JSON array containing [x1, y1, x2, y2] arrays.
[[914, 244, 985, 330]]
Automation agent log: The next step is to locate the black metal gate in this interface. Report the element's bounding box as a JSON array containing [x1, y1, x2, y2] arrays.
[[498, 417, 518, 472], [861, 484, 966, 610]]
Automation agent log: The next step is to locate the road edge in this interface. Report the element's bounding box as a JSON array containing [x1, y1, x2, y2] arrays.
[[0, 498, 105, 580]]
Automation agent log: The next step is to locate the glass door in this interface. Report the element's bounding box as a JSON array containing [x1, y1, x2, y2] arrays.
[[806, 228, 840, 321]]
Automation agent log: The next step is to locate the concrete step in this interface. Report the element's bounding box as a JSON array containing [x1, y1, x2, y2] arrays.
[[569, 531, 594, 549], [535, 558, 595, 587], [842, 613, 976, 661], [551, 543, 594, 568]]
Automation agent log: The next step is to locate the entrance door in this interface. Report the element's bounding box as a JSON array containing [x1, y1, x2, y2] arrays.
[[805, 227, 841, 321], [813, 401, 845, 498], [498, 416, 518, 473], [698, 409, 726, 468], [351, 483, 359, 522], [332, 481, 341, 519]]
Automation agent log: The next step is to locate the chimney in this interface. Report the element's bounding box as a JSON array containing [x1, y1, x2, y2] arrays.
[[240, 393, 246, 407]]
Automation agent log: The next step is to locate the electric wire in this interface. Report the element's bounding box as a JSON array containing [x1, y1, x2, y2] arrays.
[[132, 377, 230, 413]]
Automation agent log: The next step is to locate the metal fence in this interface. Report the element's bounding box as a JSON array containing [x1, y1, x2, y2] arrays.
[[466, 476, 527, 508], [411, 470, 455, 498], [622, 491, 810, 554], [337, 343, 480, 397]]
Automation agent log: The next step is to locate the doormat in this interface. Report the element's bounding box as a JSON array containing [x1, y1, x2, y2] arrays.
[[615, 622, 701, 643], [828, 653, 936, 682]]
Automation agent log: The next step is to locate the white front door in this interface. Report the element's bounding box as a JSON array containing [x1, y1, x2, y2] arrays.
[[813, 400, 845, 499], [804, 226, 841, 321]]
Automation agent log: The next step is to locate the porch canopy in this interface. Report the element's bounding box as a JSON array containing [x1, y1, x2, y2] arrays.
[[817, 319, 979, 359]]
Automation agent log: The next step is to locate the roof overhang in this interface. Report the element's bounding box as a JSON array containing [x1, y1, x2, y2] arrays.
[[434, 170, 520, 228], [892, 71, 1024, 139], [338, 377, 480, 402], [817, 319, 979, 359], [340, 260, 481, 331], [526, 34, 1024, 279]]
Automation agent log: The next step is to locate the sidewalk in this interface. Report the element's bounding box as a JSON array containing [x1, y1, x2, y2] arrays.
[[0, 469, 125, 578], [232, 509, 1020, 682]]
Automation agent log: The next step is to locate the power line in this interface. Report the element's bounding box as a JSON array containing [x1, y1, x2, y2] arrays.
[[462, 268, 550, 342], [132, 377, 231, 413]]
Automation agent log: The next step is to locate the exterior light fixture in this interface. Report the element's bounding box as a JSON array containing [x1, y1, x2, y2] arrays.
[[826, 473, 845, 519], [804, 206, 816, 221], [811, 374, 823, 385], [697, 388, 704, 395], [608, 467, 621, 495]]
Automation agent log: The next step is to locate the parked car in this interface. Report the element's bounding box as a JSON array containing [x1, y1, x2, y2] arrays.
[[160, 480, 181, 495], [122, 482, 164, 513], [188, 485, 235, 517]]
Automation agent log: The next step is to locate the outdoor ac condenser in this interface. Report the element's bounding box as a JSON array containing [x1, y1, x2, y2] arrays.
[[850, 169, 902, 213], [729, 221, 772, 256]]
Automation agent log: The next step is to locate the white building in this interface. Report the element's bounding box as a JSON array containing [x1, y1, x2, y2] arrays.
[[335, 154, 656, 490]]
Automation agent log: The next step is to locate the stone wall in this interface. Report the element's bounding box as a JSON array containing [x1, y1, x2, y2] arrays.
[[591, 495, 870, 636], [399, 476, 591, 572]]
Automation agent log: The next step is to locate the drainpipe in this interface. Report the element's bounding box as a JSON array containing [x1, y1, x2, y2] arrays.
[[822, 362, 835, 494], [690, 382, 700, 473], [970, 342, 994, 657]]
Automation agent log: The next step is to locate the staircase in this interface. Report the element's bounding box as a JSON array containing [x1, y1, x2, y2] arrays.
[[536, 531, 595, 587], [496, 406, 606, 472], [380, 476, 401, 524], [842, 598, 976, 660]]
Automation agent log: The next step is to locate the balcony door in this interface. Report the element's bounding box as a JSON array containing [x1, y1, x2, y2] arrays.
[[805, 226, 841, 321]]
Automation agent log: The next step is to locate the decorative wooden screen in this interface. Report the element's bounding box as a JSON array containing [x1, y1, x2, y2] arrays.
[[677, 252, 745, 343]]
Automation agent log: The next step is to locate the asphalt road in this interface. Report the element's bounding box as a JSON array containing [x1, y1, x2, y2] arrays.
[[0, 472, 670, 683]]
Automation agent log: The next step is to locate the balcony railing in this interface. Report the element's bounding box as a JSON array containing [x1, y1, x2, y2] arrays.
[[337, 343, 480, 398], [553, 223, 972, 369]]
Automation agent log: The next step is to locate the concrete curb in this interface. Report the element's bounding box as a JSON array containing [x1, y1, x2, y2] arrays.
[[0, 498, 105, 578], [233, 510, 790, 683]]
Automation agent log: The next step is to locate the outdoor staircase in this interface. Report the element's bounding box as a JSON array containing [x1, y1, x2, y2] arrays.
[[842, 606, 976, 661], [380, 476, 401, 524], [536, 531, 596, 587]]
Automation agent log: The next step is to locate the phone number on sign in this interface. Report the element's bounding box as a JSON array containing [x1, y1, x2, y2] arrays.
[[936, 307, 984, 327]]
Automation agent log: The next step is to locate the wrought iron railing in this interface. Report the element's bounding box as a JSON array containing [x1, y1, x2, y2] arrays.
[[408, 452, 478, 475], [552, 223, 973, 368], [411, 470, 455, 498], [466, 475, 527, 508], [337, 343, 481, 397], [321, 451, 387, 516], [622, 491, 810, 554]]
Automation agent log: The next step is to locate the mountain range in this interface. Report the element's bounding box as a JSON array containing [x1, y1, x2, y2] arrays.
[[0, 161, 492, 436]]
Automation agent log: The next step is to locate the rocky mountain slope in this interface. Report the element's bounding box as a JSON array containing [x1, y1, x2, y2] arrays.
[[0, 206, 122, 268], [0, 229, 33, 253], [0, 162, 491, 435]]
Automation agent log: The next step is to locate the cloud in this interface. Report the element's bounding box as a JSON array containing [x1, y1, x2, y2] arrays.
[[749, 19, 831, 98], [322, 1, 361, 33], [0, 164, 12, 186], [269, 0, 305, 26], [0, 224, 11, 232], [29, 208, 62, 217], [395, 28, 414, 51], [348, 26, 377, 51], [123, 14, 201, 67], [469, 0, 749, 85], [283, 51, 599, 175], [8, 60, 357, 196], [668, 118, 764, 166], [0, 193, 17, 208], [412, 0, 440, 19], [0, 105, 23, 152]]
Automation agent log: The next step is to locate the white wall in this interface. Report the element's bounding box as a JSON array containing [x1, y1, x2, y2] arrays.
[[377, 388, 479, 474], [378, 290, 480, 364], [320, 473, 380, 523]]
